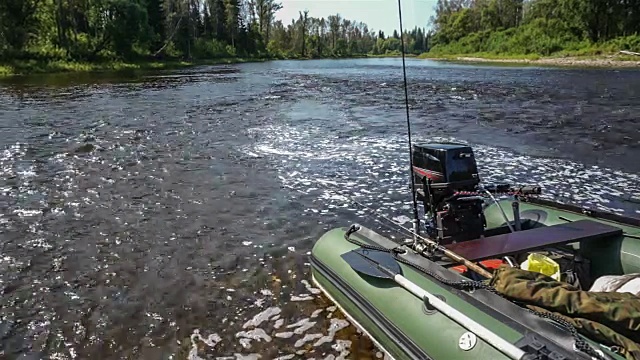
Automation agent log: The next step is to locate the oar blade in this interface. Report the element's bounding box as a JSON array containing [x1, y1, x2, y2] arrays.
[[341, 248, 403, 279]]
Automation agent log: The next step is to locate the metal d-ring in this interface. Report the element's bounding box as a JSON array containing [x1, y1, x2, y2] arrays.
[[422, 294, 446, 315]]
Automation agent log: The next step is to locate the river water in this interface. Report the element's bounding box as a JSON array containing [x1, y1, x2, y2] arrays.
[[1, 58, 639, 359]]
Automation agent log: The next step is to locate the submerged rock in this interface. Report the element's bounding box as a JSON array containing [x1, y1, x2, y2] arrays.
[[73, 143, 96, 153]]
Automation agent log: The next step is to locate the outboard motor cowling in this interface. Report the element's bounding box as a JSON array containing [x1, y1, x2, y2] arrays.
[[412, 143, 485, 244]]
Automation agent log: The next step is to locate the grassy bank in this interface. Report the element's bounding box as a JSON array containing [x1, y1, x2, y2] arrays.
[[419, 52, 541, 61], [417, 51, 640, 68], [366, 51, 418, 58], [0, 54, 396, 78], [0, 57, 273, 78], [420, 24, 640, 68]]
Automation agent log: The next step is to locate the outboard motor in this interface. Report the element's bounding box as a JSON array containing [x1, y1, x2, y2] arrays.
[[412, 143, 485, 244]]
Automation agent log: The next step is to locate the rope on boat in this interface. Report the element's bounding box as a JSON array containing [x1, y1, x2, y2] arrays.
[[284, 180, 415, 242]]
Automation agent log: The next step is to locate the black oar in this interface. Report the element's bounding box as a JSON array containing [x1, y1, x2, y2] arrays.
[[342, 248, 529, 360]]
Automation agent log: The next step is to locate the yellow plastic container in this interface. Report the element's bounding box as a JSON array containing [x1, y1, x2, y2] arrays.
[[520, 253, 561, 281]]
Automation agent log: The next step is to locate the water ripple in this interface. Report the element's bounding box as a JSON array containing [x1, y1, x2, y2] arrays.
[[0, 59, 639, 359]]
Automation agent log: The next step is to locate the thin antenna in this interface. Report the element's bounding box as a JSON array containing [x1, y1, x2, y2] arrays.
[[396, 0, 420, 239]]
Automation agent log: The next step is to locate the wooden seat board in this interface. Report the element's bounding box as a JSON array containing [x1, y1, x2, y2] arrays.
[[444, 219, 623, 261]]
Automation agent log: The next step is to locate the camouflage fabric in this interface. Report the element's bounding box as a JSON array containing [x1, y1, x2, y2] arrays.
[[490, 266, 640, 360], [526, 305, 640, 360]]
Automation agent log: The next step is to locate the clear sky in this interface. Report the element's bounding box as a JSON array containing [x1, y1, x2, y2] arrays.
[[274, 0, 437, 35]]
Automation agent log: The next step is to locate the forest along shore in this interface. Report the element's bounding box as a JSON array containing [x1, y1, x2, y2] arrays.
[[0, 0, 416, 78], [4, 1, 640, 78], [4, 0, 640, 77], [426, 0, 640, 66]]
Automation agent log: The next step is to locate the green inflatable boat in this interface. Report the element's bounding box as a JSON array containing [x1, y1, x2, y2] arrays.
[[310, 143, 640, 360]]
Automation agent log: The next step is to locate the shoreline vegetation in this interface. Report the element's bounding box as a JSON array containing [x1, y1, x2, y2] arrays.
[[419, 53, 640, 68], [0, 0, 423, 79], [0, 57, 267, 77], [426, 0, 640, 68], [0, 54, 372, 78], [0, 52, 415, 78], [2, 0, 640, 79], [2, 51, 638, 79]]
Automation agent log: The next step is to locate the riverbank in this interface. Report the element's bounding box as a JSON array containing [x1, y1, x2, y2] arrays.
[[4, 52, 638, 78], [0, 57, 271, 78], [0, 54, 384, 78], [419, 53, 640, 68]]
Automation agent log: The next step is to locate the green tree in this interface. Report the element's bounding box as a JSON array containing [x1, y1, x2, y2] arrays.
[[298, 10, 309, 57], [428, 0, 640, 55], [108, 0, 151, 58], [0, 0, 42, 53], [225, 0, 240, 47], [0, 0, 388, 68]]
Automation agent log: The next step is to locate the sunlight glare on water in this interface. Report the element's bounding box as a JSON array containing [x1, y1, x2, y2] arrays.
[[0, 58, 639, 359]]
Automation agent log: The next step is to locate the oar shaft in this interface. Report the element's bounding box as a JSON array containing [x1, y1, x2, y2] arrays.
[[443, 248, 493, 279], [394, 274, 527, 360]]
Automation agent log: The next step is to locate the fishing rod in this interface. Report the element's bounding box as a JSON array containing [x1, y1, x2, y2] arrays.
[[396, 0, 421, 243], [285, 180, 417, 240], [314, 180, 421, 236]]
